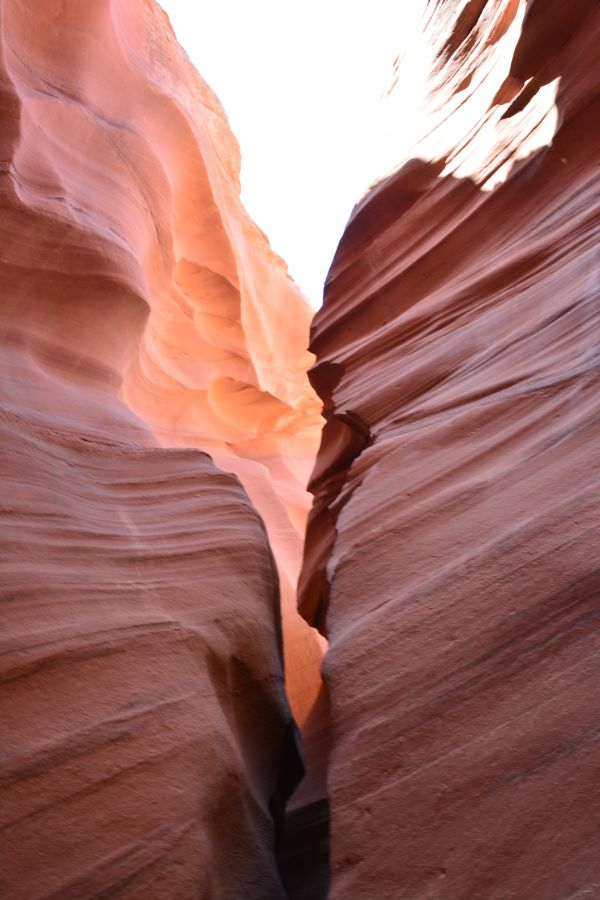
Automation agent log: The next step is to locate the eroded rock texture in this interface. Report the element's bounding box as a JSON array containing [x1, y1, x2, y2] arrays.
[[0, 0, 324, 727], [0, 1, 315, 896], [300, 2, 600, 897]]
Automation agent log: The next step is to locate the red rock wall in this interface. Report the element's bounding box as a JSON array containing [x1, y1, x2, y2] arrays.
[[300, 1, 600, 897], [0, 0, 324, 726], [0, 1, 316, 896], [1, 410, 295, 899]]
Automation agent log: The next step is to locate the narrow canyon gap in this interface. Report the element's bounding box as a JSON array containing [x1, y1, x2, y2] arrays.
[[1, 2, 599, 900]]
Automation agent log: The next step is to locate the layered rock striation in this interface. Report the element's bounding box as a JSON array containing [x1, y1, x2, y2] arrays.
[[4, 0, 600, 898], [1, 406, 297, 899], [300, 1, 600, 897], [0, 1, 318, 897], [1, 0, 324, 726]]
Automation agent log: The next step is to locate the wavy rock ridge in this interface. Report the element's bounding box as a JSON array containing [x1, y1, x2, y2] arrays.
[[300, 1, 600, 897], [0, 1, 319, 897], [3, 0, 600, 898], [2, 0, 324, 725]]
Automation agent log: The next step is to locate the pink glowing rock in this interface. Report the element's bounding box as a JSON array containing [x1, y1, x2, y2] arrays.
[[0, 1, 319, 896]]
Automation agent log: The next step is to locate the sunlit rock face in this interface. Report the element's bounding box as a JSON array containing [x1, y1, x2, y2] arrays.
[[0, 0, 319, 896], [1, 0, 324, 727], [300, 1, 600, 897]]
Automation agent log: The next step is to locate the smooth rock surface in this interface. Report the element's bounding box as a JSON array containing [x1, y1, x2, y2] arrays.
[[1, 407, 296, 899], [300, 2, 600, 897], [0, 0, 324, 726], [0, 2, 312, 896]]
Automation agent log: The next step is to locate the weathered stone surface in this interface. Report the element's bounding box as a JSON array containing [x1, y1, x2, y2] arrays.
[[0, 1, 316, 896], [0, 0, 323, 726], [300, 2, 600, 897], [4, 1, 599, 897], [1, 406, 295, 899]]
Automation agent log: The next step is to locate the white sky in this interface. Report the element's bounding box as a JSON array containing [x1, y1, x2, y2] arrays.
[[158, 1, 425, 306]]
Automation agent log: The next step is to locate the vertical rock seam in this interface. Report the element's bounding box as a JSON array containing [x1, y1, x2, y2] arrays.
[[300, 1, 600, 898]]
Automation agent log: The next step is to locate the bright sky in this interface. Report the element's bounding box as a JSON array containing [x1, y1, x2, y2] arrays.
[[158, 1, 425, 306]]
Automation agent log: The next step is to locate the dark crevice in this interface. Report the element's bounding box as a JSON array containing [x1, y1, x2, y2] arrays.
[[278, 799, 330, 900], [278, 685, 331, 899], [298, 361, 373, 637]]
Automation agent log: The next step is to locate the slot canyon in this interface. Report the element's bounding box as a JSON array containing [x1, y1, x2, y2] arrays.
[[1, 1, 598, 898]]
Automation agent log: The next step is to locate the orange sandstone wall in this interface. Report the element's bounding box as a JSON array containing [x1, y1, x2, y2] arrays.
[[0, 1, 319, 896], [300, 1, 600, 897], [1, 0, 323, 725]]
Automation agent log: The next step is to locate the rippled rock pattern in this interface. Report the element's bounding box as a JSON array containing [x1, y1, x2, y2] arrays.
[[300, 1, 600, 897], [1, 0, 324, 727], [0, 1, 316, 896], [3, 0, 600, 898]]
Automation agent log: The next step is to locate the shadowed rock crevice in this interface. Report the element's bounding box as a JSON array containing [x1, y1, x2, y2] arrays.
[[298, 400, 372, 637], [278, 686, 331, 900]]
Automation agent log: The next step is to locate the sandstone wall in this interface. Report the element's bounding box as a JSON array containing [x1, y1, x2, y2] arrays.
[[300, 2, 600, 896], [0, 2, 318, 896]]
